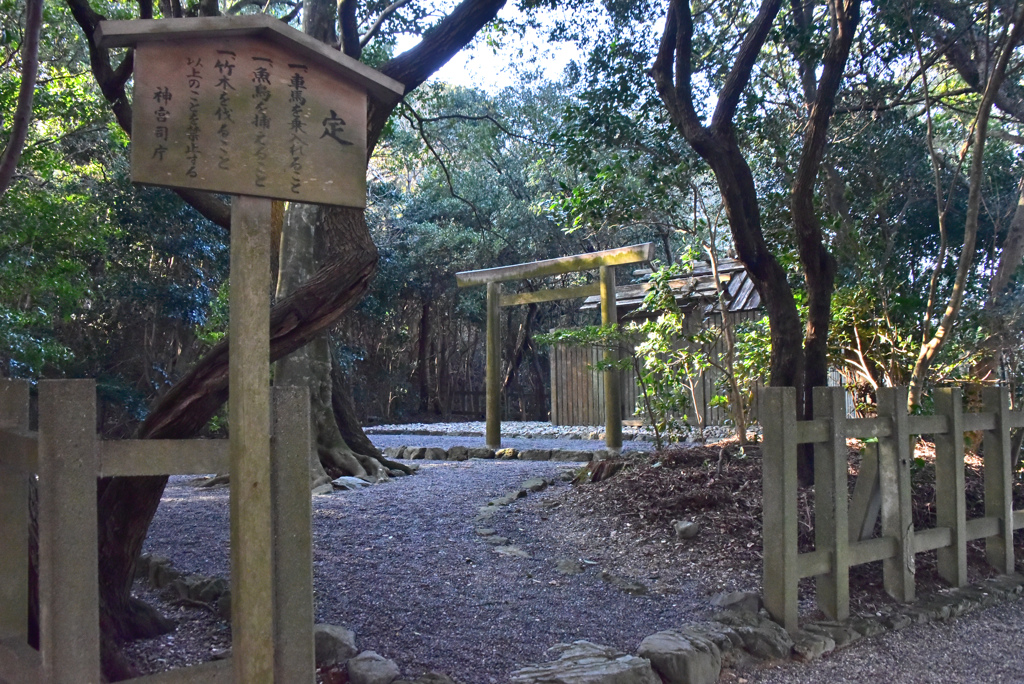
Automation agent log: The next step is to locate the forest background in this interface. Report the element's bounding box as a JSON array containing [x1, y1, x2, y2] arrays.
[[4, 0, 1024, 677]]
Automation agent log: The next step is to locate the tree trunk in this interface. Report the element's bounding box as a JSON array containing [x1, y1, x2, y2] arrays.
[[417, 300, 431, 413], [0, 0, 42, 198]]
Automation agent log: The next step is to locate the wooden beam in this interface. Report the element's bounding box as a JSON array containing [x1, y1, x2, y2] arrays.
[[600, 265, 621, 452], [485, 282, 501, 449], [99, 440, 228, 477], [849, 536, 897, 565], [499, 283, 601, 307], [229, 195, 274, 684], [456, 243, 656, 287]]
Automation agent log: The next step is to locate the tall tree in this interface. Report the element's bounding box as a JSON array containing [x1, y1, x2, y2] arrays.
[[64, 0, 515, 675], [652, 0, 860, 478]]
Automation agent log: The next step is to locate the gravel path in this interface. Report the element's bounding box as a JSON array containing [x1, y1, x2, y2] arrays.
[[741, 598, 1024, 683], [143, 459, 709, 683]]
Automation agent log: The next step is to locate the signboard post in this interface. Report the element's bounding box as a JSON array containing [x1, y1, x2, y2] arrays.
[[98, 16, 403, 683]]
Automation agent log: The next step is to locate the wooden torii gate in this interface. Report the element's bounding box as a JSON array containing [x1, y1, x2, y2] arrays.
[[456, 243, 656, 453]]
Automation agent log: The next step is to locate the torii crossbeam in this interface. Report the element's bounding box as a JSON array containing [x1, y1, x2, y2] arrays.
[[456, 243, 656, 452]]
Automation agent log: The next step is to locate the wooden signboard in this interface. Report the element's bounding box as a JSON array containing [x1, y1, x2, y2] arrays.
[[97, 16, 404, 208]]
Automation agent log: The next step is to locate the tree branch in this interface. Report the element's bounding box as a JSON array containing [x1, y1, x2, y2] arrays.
[[360, 0, 415, 49], [0, 0, 43, 198], [378, 0, 506, 95], [711, 0, 783, 131]]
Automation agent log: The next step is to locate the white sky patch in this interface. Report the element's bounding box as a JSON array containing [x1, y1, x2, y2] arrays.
[[393, 5, 585, 92]]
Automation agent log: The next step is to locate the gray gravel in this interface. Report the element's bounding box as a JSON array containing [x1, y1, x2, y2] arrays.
[[742, 598, 1024, 683], [370, 432, 655, 453], [142, 459, 709, 683]]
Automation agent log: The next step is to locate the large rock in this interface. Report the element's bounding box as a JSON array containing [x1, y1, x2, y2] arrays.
[[468, 447, 496, 459], [314, 624, 358, 667], [348, 650, 401, 684], [510, 641, 660, 684], [555, 558, 584, 575], [712, 611, 793, 660], [601, 571, 647, 595], [790, 629, 835, 662], [637, 630, 722, 684], [520, 477, 549, 492], [672, 520, 701, 540], [333, 476, 373, 491], [448, 446, 470, 461], [394, 673, 462, 684], [552, 449, 591, 462], [710, 590, 761, 614], [520, 449, 552, 461], [424, 447, 447, 460], [405, 447, 427, 460], [383, 446, 406, 460]]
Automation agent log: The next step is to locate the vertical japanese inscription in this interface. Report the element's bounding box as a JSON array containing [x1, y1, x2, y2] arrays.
[[214, 51, 236, 171], [132, 38, 369, 207], [152, 86, 172, 161], [288, 64, 308, 194], [185, 56, 203, 178], [251, 56, 273, 188]]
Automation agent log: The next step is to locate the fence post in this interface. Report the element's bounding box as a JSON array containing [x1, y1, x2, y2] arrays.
[[847, 442, 880, 542], [0, 379, 30, 641], [877, 386, 914, 603], [933, 388, 966, 587], [814, 386, 849, 621], [272, 386, 315, 683], [983, 387, 1014, 574], [761, 386, 799, 632], [37, 380, 100, 683]]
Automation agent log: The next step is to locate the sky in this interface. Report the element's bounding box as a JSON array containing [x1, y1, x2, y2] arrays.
[[392, 6, 584, 92]]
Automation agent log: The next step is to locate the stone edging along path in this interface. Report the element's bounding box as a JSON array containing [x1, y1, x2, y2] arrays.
[[473, 478, 1024, 684], [136, 462, 1024, 684]]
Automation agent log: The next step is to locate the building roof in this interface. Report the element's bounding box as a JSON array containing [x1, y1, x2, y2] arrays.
[[579, 257, 761, 315]]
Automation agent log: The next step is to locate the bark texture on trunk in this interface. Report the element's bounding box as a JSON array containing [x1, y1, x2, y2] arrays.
[[652, 0, 803, 393]]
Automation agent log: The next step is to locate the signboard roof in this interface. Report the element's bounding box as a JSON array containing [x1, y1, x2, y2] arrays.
[[96, 16, 404, 104]]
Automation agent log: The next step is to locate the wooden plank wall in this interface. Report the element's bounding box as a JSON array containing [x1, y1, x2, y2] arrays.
[[550, 310, 774, 427]]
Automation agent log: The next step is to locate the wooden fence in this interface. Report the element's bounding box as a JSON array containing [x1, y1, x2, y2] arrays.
[[0, 378, 314, 684], [761, 385, 1024, 632]]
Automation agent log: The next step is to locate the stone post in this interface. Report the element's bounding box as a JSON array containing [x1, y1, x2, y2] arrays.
[[0, 379, 30, 641], [761, 386, 799, 631], [37, 380, 100, 683], [983, 386, 1014, 574], [272, 386, 315, 682], [813, 386, 849, 620], [877, 386, 915, 602], [934, 388, 966, 586]]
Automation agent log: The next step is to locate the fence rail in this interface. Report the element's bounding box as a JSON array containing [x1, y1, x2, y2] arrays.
[[0, 378, 314, 684], [761, 385, 1024, 632]]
